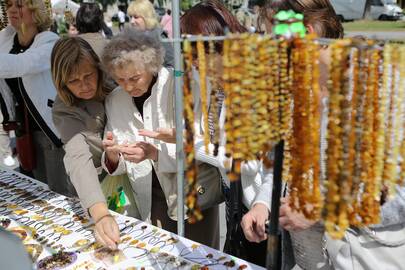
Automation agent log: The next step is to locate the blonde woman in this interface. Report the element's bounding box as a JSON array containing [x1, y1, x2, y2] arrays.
[[127, 0, 173, 67], [101, 28, 219, 248], [51, 37, 119, 249], [0, 0, 74, 196]]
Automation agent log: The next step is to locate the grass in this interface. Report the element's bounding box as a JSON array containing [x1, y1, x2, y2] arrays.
[[343, 20, 405, 32]]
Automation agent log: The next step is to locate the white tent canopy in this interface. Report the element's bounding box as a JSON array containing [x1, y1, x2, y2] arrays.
[[51, 0, 80, 15]]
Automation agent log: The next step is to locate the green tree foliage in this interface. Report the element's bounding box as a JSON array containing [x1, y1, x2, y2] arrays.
[[96, 0, 120, 12], [181, 0, 193, 10]]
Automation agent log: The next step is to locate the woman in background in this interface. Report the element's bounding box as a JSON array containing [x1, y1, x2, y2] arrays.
[[142, 0, 272, 266], [260, 1, 343, 269], [75, 2, 108, 58], [0, 0, 74, 196], [127, 0, 173, 67]]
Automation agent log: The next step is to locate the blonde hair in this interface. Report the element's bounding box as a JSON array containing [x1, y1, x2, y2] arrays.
[[127, 0, 159, 30], [51, 37, 109, 106], [25, 0, 52, 31], [102, 28, 164, 75]]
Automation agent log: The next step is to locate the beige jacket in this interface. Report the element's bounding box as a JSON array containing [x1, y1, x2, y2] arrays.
[[78, 32, 108, 59], [52, 96, 106, 209], [102, 67, 177, 221]]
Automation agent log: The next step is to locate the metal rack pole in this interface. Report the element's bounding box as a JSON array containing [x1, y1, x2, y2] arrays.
[[172, 0, 185, 237]]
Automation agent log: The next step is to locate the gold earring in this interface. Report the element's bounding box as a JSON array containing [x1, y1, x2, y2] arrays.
[[20, 22, 26, 36]]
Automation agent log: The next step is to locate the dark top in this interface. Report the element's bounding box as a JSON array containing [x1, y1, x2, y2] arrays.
[[132, 76, 157, 118], [4, 34, 40, 134]]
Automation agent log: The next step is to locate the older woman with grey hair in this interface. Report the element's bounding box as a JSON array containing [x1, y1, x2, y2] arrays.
[[100, 28, 219, 248]]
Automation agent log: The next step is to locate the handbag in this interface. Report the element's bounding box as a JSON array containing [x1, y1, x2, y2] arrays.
[[223, 177, 247, 256], [325, 224, 405, 270], [194, 162, 224, 210], [16, 106, 35, 171], [101, 174, 141, 218]]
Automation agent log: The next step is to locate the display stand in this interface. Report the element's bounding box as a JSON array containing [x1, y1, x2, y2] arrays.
[[0, 167, 264, 269]]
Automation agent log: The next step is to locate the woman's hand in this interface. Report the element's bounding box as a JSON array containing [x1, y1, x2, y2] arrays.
[[102, 131, 120, 169], [120, 141, 158, 163], [279, 197, 316, 231], [89, 202, 120, 249], [241, 203, 269, 243], [138, 128, 176, 144]]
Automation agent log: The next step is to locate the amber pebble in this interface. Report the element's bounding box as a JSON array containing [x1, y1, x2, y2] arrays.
[[129, 239, 139, 245], [121, 236, 132, 243], [73, 239, 89, 247], [224, 260, 236, 267], [158, 252, 168, 258], [238, 265, 248, 270], [136, 242, 146, 248], [7, 204, 18, 209], [31, 215, 44, 221]]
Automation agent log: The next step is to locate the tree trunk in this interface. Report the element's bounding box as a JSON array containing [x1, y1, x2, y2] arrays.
[[362, 0, 372, 19]]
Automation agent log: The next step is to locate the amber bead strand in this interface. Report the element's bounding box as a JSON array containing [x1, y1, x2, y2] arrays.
[[183, 40, 202, 223]]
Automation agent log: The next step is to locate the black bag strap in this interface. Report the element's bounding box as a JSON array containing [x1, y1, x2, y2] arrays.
[[226, 160, 245, 257]]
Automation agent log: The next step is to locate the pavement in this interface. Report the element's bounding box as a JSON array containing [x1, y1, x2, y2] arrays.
[[345, 31, 405, 40]]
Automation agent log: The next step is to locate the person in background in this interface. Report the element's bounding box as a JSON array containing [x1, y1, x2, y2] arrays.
[[117, 7, 126, 32], [252, 4, 261, 32], [0, 227, 32, 270], [160, 8, 172, 38], [0, 0, 74, 197], [75, 2, 108, 58], [51, 37, 118, 249], [101, 21, 113, 39], [260, 0, 343, 269], [101, 28, 219, 249], [0, 112, 16, 167], [140, 0, 272, 266], [67, 22, 78, 37], [127, 0, 173, 67]]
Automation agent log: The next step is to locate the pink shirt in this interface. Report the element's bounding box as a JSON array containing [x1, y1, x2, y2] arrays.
[[160, 14, 173, 38]]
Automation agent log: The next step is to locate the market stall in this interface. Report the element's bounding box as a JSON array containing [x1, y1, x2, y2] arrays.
[[0, 168, 263, 270]]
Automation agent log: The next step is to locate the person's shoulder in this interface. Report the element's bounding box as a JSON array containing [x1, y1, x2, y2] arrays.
[[158, 67, 173, 83], [0, 26, 15, 41], [52, 95, 82, 118], [34, 30, 59, 45], [105, 86, 129, 105]]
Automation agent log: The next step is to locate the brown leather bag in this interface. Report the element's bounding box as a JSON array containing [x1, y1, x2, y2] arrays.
[[16, 106, 35, 171]]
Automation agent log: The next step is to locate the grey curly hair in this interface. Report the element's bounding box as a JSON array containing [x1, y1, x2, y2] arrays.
[[101, 28, 165, 75]]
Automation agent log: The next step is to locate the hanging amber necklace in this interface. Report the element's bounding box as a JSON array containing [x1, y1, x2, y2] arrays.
[[0, 0, 7, 30], [207, 40, 221, 155], [196, 40, 210, 154], [398, 46, 405, 187], [348, 47, 362, 226], [183, 40, 202, 223], [324, 40, 347, 239]]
